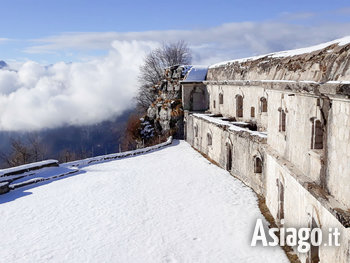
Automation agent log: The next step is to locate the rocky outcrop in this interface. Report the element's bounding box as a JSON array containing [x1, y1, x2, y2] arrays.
[[141, 65, 191, 140], [208, 37, 350, 83]]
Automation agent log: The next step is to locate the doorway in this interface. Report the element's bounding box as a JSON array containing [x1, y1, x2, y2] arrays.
[[226, 143, 232, 171]]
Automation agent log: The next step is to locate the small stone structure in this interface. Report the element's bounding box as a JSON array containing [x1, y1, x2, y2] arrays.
[[183, 37, 350, 263]]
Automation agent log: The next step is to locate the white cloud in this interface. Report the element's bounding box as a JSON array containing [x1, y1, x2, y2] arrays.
[[335, 7, 350, 15], [0, 40, 158, 131], [2, 18, 350, 131], [0, 38, 10, 43], [24, 21, 350, 65]]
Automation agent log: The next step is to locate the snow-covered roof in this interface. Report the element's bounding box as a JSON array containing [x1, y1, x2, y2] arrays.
[[182, 65, 208, 83], [210, 36, 350, 68]]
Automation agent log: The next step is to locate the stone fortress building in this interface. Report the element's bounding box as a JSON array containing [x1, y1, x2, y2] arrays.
[[182, 37, 350, 263]]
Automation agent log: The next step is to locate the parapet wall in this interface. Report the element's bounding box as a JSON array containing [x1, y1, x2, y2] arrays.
[[208, 38, 350, 83]]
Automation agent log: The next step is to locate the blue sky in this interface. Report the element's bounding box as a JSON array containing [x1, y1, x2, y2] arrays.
[[1, 1, 350, 131], [1, 0, 350, 63]]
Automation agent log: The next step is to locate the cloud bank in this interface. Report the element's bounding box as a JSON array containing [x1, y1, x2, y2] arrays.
[[0, 40, 157, 131], [1, 18, 350, 131], [25, 21, 350, 65]]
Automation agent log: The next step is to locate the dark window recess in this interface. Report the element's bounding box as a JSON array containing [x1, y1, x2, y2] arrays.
[[236, 95, 243, 117], [207, 133, 212, 146], [254, 157, 262, 173], [251, 107, 255, 118], [260, 97, 267, 112], [279, 108, 286, 132], [311, 120, 323, 149], [194, 125, 198, 137], [219, 93, 224, 104]]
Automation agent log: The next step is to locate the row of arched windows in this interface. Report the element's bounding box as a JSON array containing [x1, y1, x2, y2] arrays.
[[194, 125, 212, 147], [196, 123, 264, 173], [215, 93, 267, 118]]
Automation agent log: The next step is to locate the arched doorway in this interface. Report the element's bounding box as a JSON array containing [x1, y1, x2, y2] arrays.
[[236, 95, 243, 117], [226, 143, 232, 171], [191, 87, 206, 111], [306, 207, 321, 263], [309, 218, 320, 263]]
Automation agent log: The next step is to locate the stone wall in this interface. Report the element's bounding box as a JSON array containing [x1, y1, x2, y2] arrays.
[[208, 41, 350, 83], [266, 89, 323, 183], [183, 37, 350, 262], [327, 99, 350, 208], [185, 112, 266, 195], [206, 84, 268, 131], [265, 152, 350, 263]]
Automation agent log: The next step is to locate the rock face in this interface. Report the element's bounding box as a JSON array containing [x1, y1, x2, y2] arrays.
[[141, 65, 192, 141], [208, 38, 350, 82]]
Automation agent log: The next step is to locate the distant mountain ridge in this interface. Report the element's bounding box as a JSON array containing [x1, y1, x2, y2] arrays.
[[0, 60, 8, 69]]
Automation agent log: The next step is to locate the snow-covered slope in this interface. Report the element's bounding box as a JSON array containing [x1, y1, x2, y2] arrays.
[[0, 141, 288, 263]]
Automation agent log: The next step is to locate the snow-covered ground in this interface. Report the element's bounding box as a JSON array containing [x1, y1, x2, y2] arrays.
[[0, 140, 288, 263]]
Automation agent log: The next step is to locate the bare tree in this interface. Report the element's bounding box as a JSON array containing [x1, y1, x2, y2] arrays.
[[27, 134, 46, 162], [0, 135, 47, 168], [8, 138, 31, 167], [121, 113, 142, 151], [0, 151, 12, 168], [136, 41, 192, 110], [58, 149, 78, 163]]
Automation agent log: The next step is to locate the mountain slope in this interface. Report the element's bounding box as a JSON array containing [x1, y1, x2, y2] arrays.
[[0, 60, 7, 69]]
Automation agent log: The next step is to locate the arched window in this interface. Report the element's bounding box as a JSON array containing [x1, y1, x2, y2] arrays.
[[309, 217, 320, 263], [278, 108, 286, 132], [251, 107, 255, 118], [260, 97, 267, 112], [254, 156, 262, 173], [207, 133, 212, 146], [311, 119, 323, 149], [219, 93, 224, 104], [226, 143, 232, 171], [236, 95, 243, 117], [194, 124, 198, 137]]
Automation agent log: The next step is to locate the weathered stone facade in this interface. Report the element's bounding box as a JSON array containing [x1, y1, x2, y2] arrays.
[[183, 38, 350, 263]]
